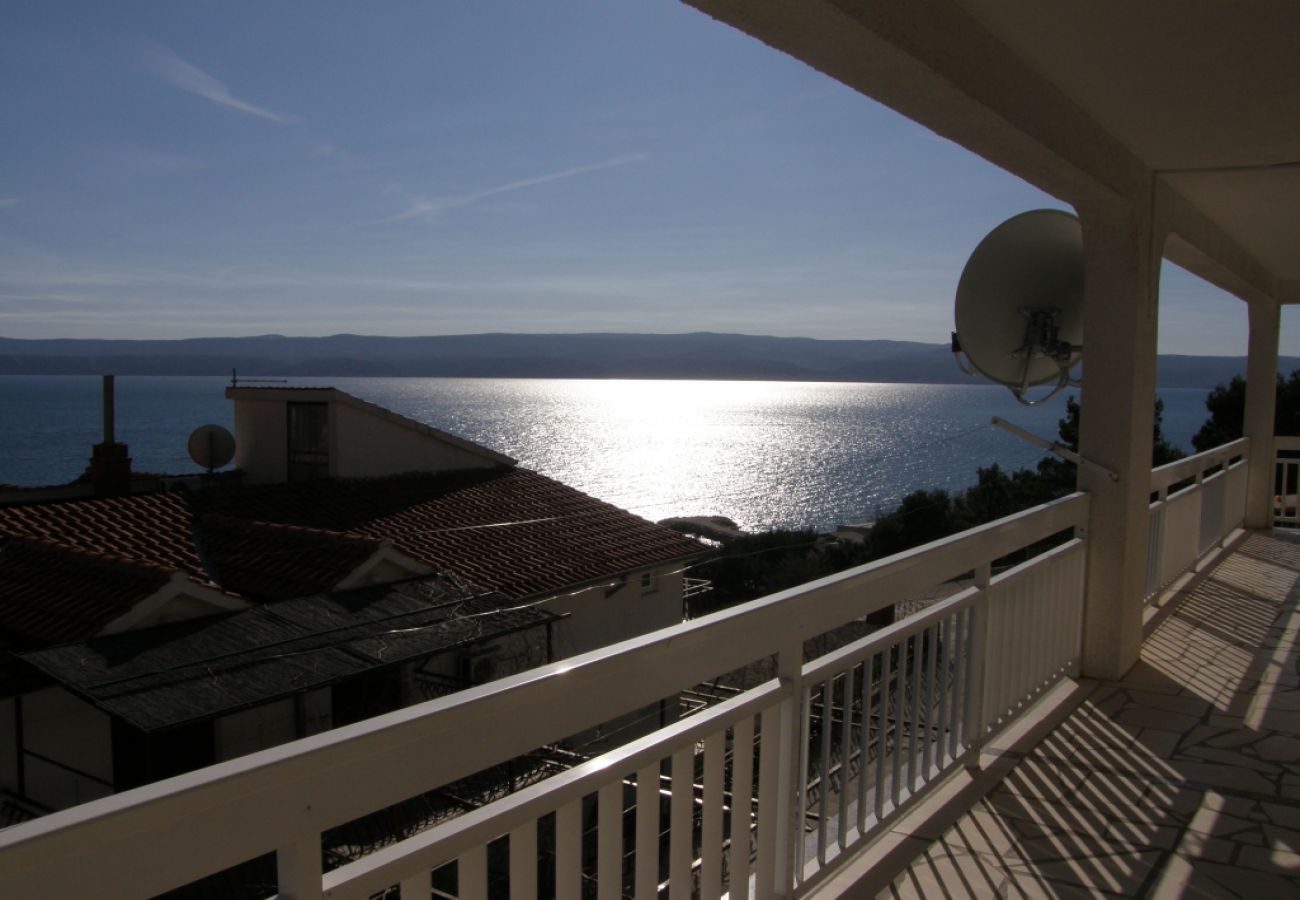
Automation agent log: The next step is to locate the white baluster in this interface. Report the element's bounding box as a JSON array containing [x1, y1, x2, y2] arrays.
[[635, 763, 660, 900], [556, 800, 582, 899], [458, 844, 487, 900], [598, 781, 622, 900], [730, 717, 754, 899], [509, 822, 537, 900]]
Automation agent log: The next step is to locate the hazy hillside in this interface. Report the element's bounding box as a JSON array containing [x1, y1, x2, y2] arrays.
[[0, 332, 1290, 388]]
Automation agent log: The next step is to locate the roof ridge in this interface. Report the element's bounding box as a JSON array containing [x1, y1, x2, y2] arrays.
[[226, 386, 516, 466], [0, 533, 179, 576], [0, 485, 192, 512], [199, 513, 380, 547], [330, 389, 517, 466]]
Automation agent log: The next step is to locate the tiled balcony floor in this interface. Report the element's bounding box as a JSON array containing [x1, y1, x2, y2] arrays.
[[837, 530, 1300, 899]]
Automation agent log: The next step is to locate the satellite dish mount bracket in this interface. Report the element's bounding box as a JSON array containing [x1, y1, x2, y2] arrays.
[[1005, 306, 1081, 406]]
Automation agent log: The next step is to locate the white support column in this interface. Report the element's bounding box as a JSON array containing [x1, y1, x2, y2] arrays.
[[1076, 201, 1161, 681], [756, 640, 803, 900], [276, 838, 323, 900], [1244, 298, 1280, 528]]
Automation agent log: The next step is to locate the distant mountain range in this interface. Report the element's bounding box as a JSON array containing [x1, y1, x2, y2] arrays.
[[0, 332, 1290, 389]]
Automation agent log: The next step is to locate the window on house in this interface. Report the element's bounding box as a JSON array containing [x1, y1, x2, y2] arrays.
[[640, 572, 657, 595], [287, 402, 329, 482]]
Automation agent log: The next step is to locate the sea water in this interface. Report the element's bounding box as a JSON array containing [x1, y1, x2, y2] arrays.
[[0, 375, 1212, 532]]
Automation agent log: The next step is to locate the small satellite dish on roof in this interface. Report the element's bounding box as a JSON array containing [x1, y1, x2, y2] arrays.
[[188, 424, 236, 472], [952, 209, 1084, 406]]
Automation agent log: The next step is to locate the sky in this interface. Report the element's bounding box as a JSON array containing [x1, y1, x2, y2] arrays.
[[1, 1, 1293, 354]]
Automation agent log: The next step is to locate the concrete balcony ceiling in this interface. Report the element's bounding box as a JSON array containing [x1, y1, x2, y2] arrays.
[[685, 0, 1300, 303]]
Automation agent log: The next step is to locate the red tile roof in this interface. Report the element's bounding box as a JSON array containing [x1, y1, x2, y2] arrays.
[[0, 468, 706, 646], [197, 515, 387, 601], [198, 468, 707, 599], [0, 492, 210, 586], [0, 538, 173, 648]]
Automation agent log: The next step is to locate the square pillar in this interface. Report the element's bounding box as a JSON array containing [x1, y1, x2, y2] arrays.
[[1244, 298, 1280, 528], [1076, 202, 1160, 680]]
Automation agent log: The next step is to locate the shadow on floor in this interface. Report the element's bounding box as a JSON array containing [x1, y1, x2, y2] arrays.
[[877, 530, 1300, 899]]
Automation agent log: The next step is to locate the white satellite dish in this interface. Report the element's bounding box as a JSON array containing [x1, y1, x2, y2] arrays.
[[952, 209, 1083, 406], [188, 424, 236, 472]]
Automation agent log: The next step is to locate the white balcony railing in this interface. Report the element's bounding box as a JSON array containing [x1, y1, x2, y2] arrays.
[[1145, 438, 1249, 600], [0, 494, 1091, 899], [1273, 436, 1300, 527]]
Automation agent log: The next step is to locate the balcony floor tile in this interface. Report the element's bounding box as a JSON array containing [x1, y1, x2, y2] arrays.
[[856, 529, 1300, 900]]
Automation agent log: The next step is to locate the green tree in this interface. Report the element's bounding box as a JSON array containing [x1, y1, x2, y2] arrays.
[[691, 390, 1193, 614], [954, 464, 1025, 526], [868, 489, 960, 558], [1033, 397, 1078, 497], [1193, 376, 1247, 452], [1191, 370, 1300, 453], [690, 529, 840, 610], [1040, 394, 1183, 488], [1151, 398, 1186, 466]]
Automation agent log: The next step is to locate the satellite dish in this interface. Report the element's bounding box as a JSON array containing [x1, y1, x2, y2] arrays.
[[188, 424, 236, 472], [952, 209, 1083, 406]]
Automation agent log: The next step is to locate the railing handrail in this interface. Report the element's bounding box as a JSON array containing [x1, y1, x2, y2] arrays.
[[0, 491, 1089, 899], [1150, 437, 1248, 493], [803, 582, 979, 683], [322, 679, 787, 897], [805, 534, 1085, 684], [795, 530, 1073, 684], [1275, 435, 1300, 453]]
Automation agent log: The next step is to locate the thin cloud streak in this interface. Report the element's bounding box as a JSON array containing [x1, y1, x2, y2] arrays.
[[384, 153, 648, 224], [309, 142, 357, 166], [109, 146, 206, 173], [146, 47, 301, 125], [0, 257, 812, 300]]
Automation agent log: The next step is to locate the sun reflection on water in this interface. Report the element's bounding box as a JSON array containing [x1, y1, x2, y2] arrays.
[[400, 378, 1066, 532], [0, 376, 1212, 533], [299, 377, 1211, 530]]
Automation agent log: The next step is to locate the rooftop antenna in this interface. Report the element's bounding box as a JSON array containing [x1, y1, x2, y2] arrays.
[[229, 368, 288, 388], [951, 209, 1083, 407]]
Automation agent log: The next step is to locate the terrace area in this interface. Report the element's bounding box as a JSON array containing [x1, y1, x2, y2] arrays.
[[0, 437, 1293, 899], [2, 1, 1297, 897], [828, 528, 1300, 899]]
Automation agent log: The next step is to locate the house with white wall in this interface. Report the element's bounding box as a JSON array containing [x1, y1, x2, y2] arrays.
[[220, 385, 704, 657], [0, 385, 706, 816], [1, 4, 1298, 897], [227, 386, 514, 484]]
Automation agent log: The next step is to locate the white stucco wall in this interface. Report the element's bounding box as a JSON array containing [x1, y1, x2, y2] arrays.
[[0, 696, 16, 795], [229, 390, 503, 484], [299, 688, 334, 736], [402, 632, 552, 708], [213, 689, 332, 762], [403, 655, 460, 704], [546, 567, 685, 658], [231, 397, 289, 484], [540, 569, 688, 752], [214, 700, 295, 762], [331, 400, 497, 478], [103, 588, 246, 634], [20, 687, 113, 810], [336, 555, 430, 590]]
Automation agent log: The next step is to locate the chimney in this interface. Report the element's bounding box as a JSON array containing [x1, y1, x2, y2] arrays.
[[86, 375, 132, 497]]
